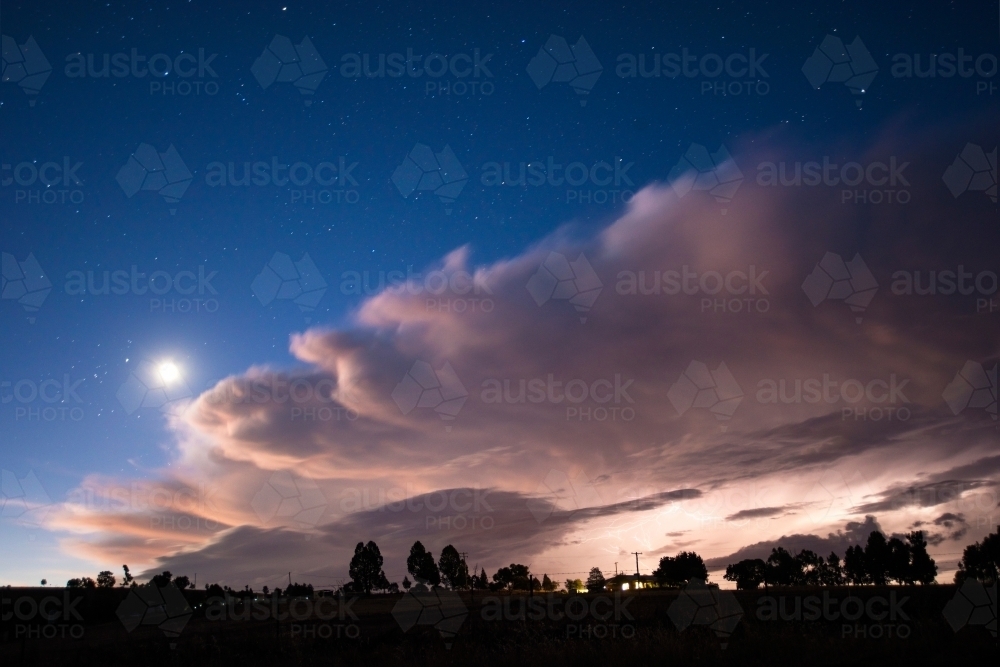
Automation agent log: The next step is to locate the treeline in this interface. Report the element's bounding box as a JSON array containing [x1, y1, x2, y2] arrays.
[[52, 528, 1000, 595], [723, 530, 937, 589], [954, 529, 999, 584], [344, 541, 560, 594]]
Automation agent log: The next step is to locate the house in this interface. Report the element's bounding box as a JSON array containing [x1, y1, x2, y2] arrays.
[[605, 574, 659, 591]]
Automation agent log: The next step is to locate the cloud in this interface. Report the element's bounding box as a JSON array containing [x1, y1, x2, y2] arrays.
[[705, 516, 884, 568], [923, 512, 970, 545], [725, 506, 796, 521], [147, 488, 699, 585], [48, 114, 1000, 583]]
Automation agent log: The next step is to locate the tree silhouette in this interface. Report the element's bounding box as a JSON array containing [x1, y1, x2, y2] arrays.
[[585, 567, 606, 592], [864, 531, 890, 585], [765, 547, 803, 586], [492, 566, 512, 591], [121, 564, 134, 587], [541, 574, 556, 592], [886, 536, 912, 584], [151, 571, 173, 587], [406, 541, 440, 587], [285, 582, 314, 597], [510, 564, 531, 591], [725, 530, 936, 588], [724, 558, 766, 589], [173, 575, 191, 590], [350, 541, 389, 594], [819, 552, 845, 586], [438, 545, 469, 589], [402, 576, 411, 591], [906, 531, 937, 584], [96, 571, 116, 588], [844, 545, 867, 585], [955, 529, 999, 584], [565, 578, 583, 593], [654, 551, 708, 587], [796, 549, 823, 585]]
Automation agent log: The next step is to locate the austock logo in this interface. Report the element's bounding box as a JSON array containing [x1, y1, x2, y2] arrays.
[[943, 579, 997, 637], [252, 35, 328, 105], [1, 252, 52, 323], [942, 360, 997, 420], [942, 143, 997, 203], [116, 360, 193, 415], [804, 468, 874, 524], [392, 586, 468, 648], [252, 252, 328, 320], [525, 252, 603, 323], [251, 470, 328, 528], [338, 46, 495, 98], [204, 156, 360, 205], [116, 583, 193, 648], [668, 361, 743, 427], [0, 469, 53, 527], [756, 156, 911, 205], [2, 157, 86, 205], [616, 47, 770, 98], [2, 590, 85, 640], [802, 35, 878, 108], [116, 143, 193, 214], [391, 143, 468, 213], [64, 47, 219, 96], [668, 144, 744, 214], [1, 34, 52, 105], [526, 469, 602, 524], [1, 373, 86, 422], [527, 35, 602, 105], [668, 579, 743, 649], [615, 265, 770, 315], [891, 47, 998, 96], [801, 252, 878, 324], [392, 360, 468, 428], [479, 156, 635, 205]]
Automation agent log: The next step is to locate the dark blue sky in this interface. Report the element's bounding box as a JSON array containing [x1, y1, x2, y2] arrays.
[[1, 1, 998, 585]]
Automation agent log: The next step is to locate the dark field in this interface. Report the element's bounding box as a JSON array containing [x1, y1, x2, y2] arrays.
[[1, 585, 994, 666]]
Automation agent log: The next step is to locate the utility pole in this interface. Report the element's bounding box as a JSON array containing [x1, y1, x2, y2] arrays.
[[615, 562, 618, 576], [288, 572, 291, 588], [631, 552, 642, 576], [459, 552, 471, 604]]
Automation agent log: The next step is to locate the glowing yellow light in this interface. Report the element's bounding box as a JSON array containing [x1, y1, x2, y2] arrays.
[[159, 362, 180, 384]]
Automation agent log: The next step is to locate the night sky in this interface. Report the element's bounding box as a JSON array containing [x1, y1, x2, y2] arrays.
[[1, 1, 998, 590]]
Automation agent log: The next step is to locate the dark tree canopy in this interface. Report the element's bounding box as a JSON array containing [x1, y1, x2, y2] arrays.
[[724, 558, 766, 590], [151, 571, 173, 587], [654, 551, 708, 586], [438, 545, 469, 589], [585, 567, 606, 592], [955, 529, 999, 584], [350, 541, 390, 594], [406, 541, 441, 587], [491, 563, 531, 591], [726, 529, 938, 588]]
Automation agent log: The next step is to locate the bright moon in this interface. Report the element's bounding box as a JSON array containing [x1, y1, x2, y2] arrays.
[[159, 362, 180, 383]]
